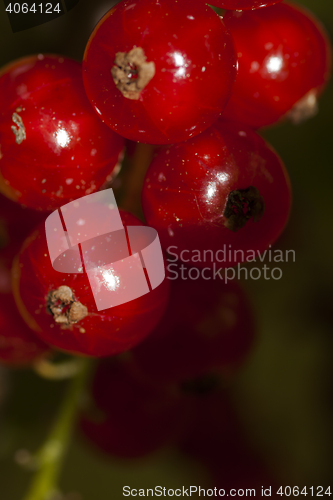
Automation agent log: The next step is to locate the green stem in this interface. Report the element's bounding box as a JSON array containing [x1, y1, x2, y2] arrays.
[[23, 357, 92, 500], [33, 357, 84, 381]]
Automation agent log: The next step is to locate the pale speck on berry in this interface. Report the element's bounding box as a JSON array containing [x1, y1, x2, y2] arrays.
[[17, 83, 27, 96], [250, 61, 260, 73], [11, 112, 26, 144]]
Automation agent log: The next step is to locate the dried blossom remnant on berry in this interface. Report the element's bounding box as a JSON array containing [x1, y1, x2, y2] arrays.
[[111, 47, 155, 100], [224, 186, 265, 232], [47, 285, 88, 327], [11, 112, 26, 144], [287, 89, 319, 124]]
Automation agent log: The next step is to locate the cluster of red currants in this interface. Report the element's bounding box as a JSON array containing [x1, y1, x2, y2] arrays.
[[0, 0, 331, 471]]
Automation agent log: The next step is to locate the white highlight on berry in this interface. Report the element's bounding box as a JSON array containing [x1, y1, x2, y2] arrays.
[[266, 55, 283, 74], [55, 128, 70, 148]]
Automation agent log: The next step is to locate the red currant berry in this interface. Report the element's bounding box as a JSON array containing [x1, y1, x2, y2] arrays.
[[180, 391, 278, 493], [142, 120, 291, 268], [132, 277, 255, 385], [0, 55, 125, 211], [83, 0, 237, 144], [205, 0, 283, 10], [222, 2, 332, 128], [12, 211, 169, 357], [80, 357, 189, 458], [179, 390, 240, 463]]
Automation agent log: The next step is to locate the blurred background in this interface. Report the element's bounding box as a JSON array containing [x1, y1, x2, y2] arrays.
[[0, 0, 332, 498]]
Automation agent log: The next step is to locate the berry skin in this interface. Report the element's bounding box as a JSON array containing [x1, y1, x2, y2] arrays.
[[131, 276, 256, 385], [204, 0, 283, 10], [12, 211, 169, 358], [0, 55, 125, 211], [83, 0, 237, 144], [80, 357, 189, 458], [142, 120, 291, 268], [222, 2, 332, 129]]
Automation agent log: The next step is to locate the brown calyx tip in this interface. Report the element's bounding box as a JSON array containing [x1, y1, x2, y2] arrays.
[[111, 47, 155, 100], [224, 186, 265, 233], [288, 90, 318, 124], [47, 285, 88, 327], [11, 112, 26, 145]]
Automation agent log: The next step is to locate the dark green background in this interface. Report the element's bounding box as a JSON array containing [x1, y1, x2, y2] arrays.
[[0, 0, 332, 498]]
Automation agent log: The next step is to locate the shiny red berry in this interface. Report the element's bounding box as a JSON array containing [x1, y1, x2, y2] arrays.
[[222, 2, 332, 128], [205, 0, 283, 10], [83, 0, 237, 144], [142, 120, 291, 268], [80, 357, 188, 458], [0, 55, 124, 211], [12, 211, 169, 357], [131, 277, 256, 385]]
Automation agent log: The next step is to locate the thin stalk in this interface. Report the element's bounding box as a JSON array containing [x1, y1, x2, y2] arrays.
[[22, 357, 92, 500]]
